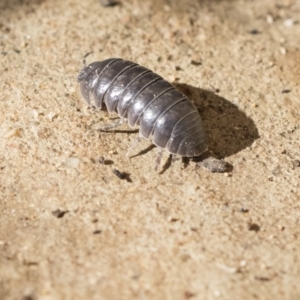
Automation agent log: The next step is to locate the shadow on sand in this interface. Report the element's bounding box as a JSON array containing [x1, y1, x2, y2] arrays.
[[173, 83, 259, 159]]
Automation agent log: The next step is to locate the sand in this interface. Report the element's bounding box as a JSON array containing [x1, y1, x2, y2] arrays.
[[1, 0, 300, 299]]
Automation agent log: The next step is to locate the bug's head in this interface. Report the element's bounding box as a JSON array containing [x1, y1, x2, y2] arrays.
[[77, 61, 107, 83], [77, 59, 122, 110], [78, 61, 110, 109]]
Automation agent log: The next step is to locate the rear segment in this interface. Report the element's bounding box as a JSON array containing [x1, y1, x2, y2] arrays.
[[152, 100, 208, 157]]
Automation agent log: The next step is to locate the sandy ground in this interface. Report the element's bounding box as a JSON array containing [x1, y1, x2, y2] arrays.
[[1, 0, 300, 299]]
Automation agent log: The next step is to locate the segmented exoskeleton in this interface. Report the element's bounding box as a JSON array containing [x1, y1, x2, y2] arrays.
[[78, 58, 208, 162]]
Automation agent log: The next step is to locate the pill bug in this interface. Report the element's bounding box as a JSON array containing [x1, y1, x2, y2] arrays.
[[78, 58, 227, 172]]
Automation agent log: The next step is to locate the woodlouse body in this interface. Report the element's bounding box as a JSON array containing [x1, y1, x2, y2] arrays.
[[78, 58, 208, 157]]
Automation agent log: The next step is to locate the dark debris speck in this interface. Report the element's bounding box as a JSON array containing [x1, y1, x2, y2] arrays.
[[248, 223, 260, 232], [190, 60, 202, 66], [113, 169, 132, 182], [255, 276, 270, 282], [22, 295, 34, 300], [52, 209, 69, 218], [92, 156, 114, 165], [248, 29, 261, 34], [100, 0, 120, 7], [184, 291, 197, 299]]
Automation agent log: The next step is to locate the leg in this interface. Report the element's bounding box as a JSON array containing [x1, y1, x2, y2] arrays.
[[172, 154, 181, 162], [98, 118, 124, 131], [126, 135, 143, 158], [154, 148, 164, 171], [82, 51, 93, 66]]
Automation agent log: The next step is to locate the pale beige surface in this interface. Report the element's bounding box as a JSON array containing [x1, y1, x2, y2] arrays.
[[1, 0, 300, 299]]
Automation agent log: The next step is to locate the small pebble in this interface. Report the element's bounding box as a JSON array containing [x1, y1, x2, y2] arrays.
[[266, 15, 273, 24], [30, 109, 39, 120], [280, 47, 287, 55], [48, 112, 56, 121], [272, 166, 281, 176], [197, 157, 228, 173], [240, 260, 247, 267], [65, 157, 80, 168], [214, 290, 221, 297], [284, 18, 294, 27]]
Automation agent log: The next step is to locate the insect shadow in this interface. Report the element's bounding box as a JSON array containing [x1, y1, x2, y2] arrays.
[[174, 83, 259, 159], [129, 144, 156, 158], [100, 128, 139, 134]]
